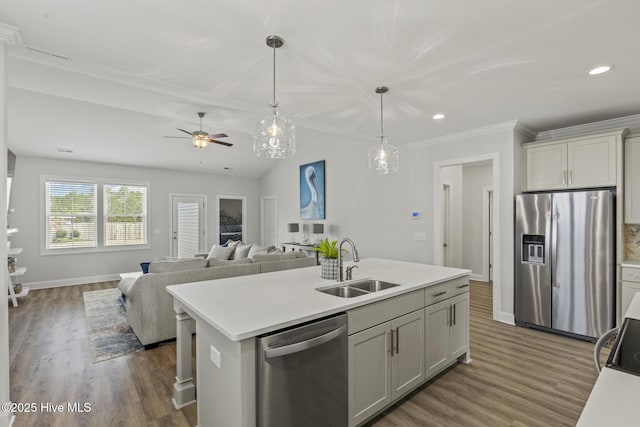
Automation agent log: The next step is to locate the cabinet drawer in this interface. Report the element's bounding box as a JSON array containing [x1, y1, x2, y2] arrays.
[[424, 277, 469, 306], [622, 267, 640, 283], [348, 290, 424, 335]]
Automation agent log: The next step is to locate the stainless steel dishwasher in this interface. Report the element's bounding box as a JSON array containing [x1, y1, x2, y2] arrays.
[[257, 312, 348, 427]]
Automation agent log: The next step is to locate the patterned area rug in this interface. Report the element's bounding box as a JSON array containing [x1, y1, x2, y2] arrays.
[[83, 288, 144, 363]]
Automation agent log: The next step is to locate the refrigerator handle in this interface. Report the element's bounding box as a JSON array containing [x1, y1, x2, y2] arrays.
[[551, 212, 559, 288]]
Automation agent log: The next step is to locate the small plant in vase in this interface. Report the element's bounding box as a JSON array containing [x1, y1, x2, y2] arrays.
[[314, 238, 346, 280]]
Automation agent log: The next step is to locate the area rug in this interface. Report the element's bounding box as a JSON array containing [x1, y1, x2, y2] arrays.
[[83, 288, 144, 363]]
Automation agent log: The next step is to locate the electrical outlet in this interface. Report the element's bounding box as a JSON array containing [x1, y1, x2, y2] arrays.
[[210, 345, 221, 368]]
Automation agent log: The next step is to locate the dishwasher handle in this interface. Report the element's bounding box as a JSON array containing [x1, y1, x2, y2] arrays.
[[264, 325, 347, 359]]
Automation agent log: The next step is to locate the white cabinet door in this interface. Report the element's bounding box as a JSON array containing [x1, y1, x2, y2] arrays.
[[449, 293, 469, 359], [425, 299, 450, 379], [625, 136, 640, 223], [348, 322, 391, 427], [525, 143, 567, 191], [391, 309, 425, 400], [567, 135, 616, 188]]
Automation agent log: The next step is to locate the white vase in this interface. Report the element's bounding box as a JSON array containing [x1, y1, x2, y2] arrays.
[[320, 257, 339, 280]]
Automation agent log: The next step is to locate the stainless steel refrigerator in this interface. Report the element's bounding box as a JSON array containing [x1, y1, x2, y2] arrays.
[[515, 190, 615, 340]]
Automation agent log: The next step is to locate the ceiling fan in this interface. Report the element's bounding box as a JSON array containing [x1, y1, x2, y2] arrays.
[[164, 112, 233, 148]]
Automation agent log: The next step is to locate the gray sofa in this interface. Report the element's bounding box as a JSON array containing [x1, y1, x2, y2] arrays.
[[118, 252, 316, 347]]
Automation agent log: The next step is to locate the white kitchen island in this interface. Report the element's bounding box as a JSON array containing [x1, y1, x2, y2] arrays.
[[167, 258, 471, 427]]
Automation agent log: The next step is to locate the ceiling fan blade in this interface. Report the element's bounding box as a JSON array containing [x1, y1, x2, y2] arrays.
[[210, 140, 233, 147], [163, 136, 191, 139], [177, 128, 194, 136], [208, 133, 228, 139]]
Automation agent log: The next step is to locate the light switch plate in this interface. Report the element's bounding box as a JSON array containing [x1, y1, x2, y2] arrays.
[[210, 345, 221, 368]]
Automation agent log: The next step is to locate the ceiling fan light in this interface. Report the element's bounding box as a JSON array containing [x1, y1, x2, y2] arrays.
[[253, 106, 296, 158], [368, 136, 399, 174], [192, 136, 209, 148]]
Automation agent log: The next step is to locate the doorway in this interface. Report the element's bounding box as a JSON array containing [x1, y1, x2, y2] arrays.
[[170, 194, 206, 258], [217, 196, 247, 245], [260, 196, 277, 246], [434, 154, 500, 321]]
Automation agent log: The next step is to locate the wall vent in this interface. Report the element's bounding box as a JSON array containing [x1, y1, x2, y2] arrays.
[[56, 148, 73, 154]]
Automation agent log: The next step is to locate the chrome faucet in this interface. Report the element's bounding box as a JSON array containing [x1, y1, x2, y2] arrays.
[[337, 238, 360, 282]]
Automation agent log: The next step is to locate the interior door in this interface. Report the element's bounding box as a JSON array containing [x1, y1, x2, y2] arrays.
[[171, 195, 205, 258]]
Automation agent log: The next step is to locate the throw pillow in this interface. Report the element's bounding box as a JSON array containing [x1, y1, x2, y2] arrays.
[[232, 243, 255, 260], [225, 240, 242, 258], [247, 244, 276, 258], [207, 244, 233, 261]]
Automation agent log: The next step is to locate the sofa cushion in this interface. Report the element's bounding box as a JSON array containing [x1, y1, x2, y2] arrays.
[[148, 257, 207, 273], [251, 252, 308, 263], [232, 242, 255, 260], [207, 244, 233, 260], [247, 244, 276, 258], [118, 276, 138, 296], [207, 257, 254, 267]]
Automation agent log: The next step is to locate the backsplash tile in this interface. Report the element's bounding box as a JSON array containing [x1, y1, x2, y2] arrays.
[[625, 224, 640, 261]]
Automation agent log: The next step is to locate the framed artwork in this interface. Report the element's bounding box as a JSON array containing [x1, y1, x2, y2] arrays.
[[300, 160, 325, 220]]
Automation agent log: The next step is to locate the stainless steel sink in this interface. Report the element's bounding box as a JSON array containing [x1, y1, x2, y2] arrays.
[[317, 279, 401, 298], [348, 280, 400, 292], [318, 286, 369, 298]]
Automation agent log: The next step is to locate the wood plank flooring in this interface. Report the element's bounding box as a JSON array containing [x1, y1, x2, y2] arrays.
[[9, 280, 599, 426]]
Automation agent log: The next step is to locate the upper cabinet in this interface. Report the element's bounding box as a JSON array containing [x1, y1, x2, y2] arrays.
[[523, 131, 623, 192], [625, 134, 640, 223]]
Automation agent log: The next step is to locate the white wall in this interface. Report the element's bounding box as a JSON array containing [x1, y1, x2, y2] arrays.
[[10, 156, 260, 286], [462, 162, 492, 277], [260, 121, 530, 324]]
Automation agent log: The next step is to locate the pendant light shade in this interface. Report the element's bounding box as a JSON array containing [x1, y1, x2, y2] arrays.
[[368, 86, 399, 174], [253, 35, 296, 159]]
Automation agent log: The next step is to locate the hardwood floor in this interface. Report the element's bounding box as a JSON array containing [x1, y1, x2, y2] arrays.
[[9, 280, 598, 426]]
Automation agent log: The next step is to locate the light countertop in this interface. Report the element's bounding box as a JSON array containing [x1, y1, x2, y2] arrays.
[[621, 259, 640, 268], [167, 258, 470, 341], [576, 292, 640, 426]]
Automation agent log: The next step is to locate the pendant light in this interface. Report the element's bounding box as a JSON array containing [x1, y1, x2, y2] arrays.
[[368, 86, 399, 174], [253, 35, 296, 159]]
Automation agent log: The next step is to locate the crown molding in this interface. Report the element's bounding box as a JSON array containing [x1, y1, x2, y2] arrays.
[[535, 113, 640, 141], [407, 119, 527, 149], [0, 23, 23, 46]]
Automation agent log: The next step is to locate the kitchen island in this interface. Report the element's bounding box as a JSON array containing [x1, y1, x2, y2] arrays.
[[167, 258, 471, 427]]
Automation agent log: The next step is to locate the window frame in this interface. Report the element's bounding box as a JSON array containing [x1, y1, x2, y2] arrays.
[[41, 175, 151, 255], [103, 182, 148, 248]]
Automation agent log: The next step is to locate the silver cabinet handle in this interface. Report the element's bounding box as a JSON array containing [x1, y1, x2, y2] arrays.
[[453, 304, 456, 326], [264, 325, 346, 359], [448, 306, 452, 327], [433, 291, 447, 297], [457, 284, 469, 289], [389, 330, 394, 356], [395, 327, 400, 355]]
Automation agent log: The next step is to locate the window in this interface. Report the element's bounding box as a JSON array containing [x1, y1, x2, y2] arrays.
[[104, 184, 147, 247], [45, 180, 97, 249], [43, 177, 149, 253]]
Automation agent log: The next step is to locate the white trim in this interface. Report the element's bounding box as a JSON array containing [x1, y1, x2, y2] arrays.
[[470, 273, 485, 281], [409, 120, 527, 149], [260, 196, 277, 246], [217, 195, 247, 245], [0, 23, 23, 46], [434, 152, 502, 323], [480, 186, 492, 282], [498, 311, 516, 325], [535, 114, 640, 141], [24, 273, 121, 290]]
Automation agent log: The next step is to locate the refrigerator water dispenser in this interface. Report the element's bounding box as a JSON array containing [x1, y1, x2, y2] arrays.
[[522, 234, 545, 264]]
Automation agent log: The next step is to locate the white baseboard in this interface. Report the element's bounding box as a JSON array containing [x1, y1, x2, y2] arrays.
[[497, 311, 515, 325], [24, 274, 121, 290], [470, 273, 488, 282]]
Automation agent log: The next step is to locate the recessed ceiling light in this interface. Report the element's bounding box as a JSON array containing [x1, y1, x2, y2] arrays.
[[432, 113, 445, 120], [588, 65, 613, 76]]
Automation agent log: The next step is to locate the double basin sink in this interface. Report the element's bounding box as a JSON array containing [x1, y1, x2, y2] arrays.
[[317, 279, 400, 298]]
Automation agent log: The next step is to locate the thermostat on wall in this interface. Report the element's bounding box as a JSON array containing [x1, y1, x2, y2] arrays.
[[411, 211, 421, 219]]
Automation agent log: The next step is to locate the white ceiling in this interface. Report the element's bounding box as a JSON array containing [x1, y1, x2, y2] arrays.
[[2, 0, 640, 177]]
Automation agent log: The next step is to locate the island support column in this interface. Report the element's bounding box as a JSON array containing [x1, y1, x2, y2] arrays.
[[172, 301, 196, 409]]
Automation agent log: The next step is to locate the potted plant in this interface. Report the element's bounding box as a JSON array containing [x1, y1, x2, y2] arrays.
[[314, 238, 345, 280]]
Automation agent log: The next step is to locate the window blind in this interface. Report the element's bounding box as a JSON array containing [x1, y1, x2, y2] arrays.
[[104, 184, 147, 247], [45, 180, 97, 249]]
